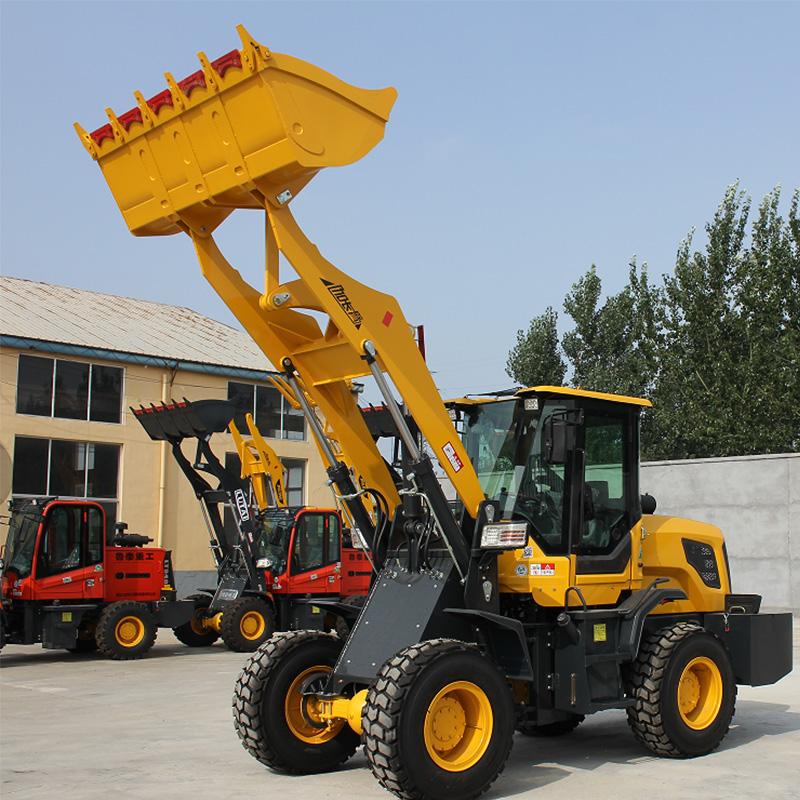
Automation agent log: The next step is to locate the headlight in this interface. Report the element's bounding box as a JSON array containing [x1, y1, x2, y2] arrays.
[[256, 557, 275, 569], [480, 522, 529, 549]]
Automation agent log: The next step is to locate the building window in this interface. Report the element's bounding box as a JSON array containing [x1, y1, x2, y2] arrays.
[[11, 436, 120, 538], [16, 354, 123, 423], [283, 459, 305, 506], [227, 381, 305, 440]]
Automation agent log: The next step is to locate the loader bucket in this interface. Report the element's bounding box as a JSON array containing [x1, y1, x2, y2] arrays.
[[133, 399, 235, 442], [76, 25, 397, 237]]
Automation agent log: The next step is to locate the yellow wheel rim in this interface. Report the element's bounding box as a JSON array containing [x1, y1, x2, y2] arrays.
[[240, 610, 266, 641], [677, 656, 723, 730], [189, 611, 209, 636], [115, 616, 145, 648], [284, 666, 345, 744], [423, 681, 493, 772]]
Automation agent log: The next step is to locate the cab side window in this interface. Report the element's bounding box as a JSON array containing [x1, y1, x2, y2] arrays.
[[37, 506, 81, 577], [292, 514, 325, 573], [291, 513, 341, 573], [326, 514, 340, 564], [582, 412, 629, 554], [86, 506, 104, 567]]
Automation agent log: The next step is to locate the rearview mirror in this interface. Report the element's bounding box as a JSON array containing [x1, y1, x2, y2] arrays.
[[545, 417, 569, 464]]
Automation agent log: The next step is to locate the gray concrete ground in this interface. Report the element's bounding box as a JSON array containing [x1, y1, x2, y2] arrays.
[[1, 622, 798, 800]]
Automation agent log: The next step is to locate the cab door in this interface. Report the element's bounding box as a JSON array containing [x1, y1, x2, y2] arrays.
[[32, 503, 105, 601], [572, 404, 639, 605], [285, 511, 342, 595]]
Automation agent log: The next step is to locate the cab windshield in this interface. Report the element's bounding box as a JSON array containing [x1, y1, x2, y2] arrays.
[[460, 397, 569, 554], [3, 504, 43, 578], [255, 509, 295, 575]]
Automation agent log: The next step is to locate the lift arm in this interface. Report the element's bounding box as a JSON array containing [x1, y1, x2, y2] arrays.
[[77, 26, 485, 552], [229, 413, 287, 509]]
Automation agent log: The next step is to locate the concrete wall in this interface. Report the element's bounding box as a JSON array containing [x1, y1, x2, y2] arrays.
[[642, 453, 799, 611]]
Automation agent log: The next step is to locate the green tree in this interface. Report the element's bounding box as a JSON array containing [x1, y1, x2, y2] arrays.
[[651, 183, 752, 458], [561, 261, 663, 401], [506, 183, 799, 460], [653, 184, 799, 458], [506, 306, 566, 387], [735, 187, 800, 453]]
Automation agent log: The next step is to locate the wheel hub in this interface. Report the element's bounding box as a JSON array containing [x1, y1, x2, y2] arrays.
[[429, 696, 467, 751], [115, 616, 144, 647], [240, 610, 265, 640], [678, 669, 701, 713], [423, 681, 493, 772], [677, 656, 723, 730]]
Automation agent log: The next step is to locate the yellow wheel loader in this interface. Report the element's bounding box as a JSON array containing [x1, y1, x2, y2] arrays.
[[77, 27, 792, 800]]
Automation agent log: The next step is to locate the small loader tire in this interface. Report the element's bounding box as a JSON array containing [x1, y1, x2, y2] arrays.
[[232, 630, 359, 773], [220, 597, 274, 652], [67, 621, 99, 653], [173, 594, 220, 647], [626, 621, 736, 758], [96, 601, 157, 660], [333, 594, 366, 639]]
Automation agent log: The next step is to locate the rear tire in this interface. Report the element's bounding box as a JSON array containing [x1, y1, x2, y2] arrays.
[[232, 630, 359, 773], [66, 621, 98, 653], [96, 601, 157, 660], [363, 639, 515, 800], [627, 622, 736, 757], [334, 594, 366, 639], [221, 597, 274, 652], [173, 594, 219, 647]]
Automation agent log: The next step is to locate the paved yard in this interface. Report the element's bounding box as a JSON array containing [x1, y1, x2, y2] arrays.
[[1, 623, 798, 799]]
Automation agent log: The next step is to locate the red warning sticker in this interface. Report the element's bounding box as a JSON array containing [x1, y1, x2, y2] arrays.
[[442, 441, 463, 472], [530, 563, 556, 576]]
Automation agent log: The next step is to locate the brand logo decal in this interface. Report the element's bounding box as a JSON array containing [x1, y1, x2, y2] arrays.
[[234, 488, 250, 521], [322, 279, 363, 329]]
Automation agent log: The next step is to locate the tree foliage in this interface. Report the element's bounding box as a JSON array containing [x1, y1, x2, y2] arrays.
[[506, 306, 566, 387], [506, 184, 799, 460]]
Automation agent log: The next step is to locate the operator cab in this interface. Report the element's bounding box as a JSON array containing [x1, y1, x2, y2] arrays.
[[256, 507, 343, 577], [449, 386, 651, 573]]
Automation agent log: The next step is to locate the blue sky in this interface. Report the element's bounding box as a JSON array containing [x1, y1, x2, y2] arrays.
[[2, 1, 798, 399]]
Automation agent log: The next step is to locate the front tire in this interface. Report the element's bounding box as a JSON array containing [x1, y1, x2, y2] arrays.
[[232, 630, 360, 773], [173, 594, 220, 647], [363, 639, 515, 800], [220, 597, 275, 652], [96, 601, 157, 660], [627, 622, 736, 757]]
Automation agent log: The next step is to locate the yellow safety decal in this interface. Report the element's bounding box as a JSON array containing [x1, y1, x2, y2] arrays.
[[593, 623, 607, 642]]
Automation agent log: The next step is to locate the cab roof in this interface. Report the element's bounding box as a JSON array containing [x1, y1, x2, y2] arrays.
[[449, 385, 652, 408]]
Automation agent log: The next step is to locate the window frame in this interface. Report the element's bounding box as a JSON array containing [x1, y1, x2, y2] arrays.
[[11, 436, 120, 540], [16, 354, 124, 425], [226, 380, 306, 441]]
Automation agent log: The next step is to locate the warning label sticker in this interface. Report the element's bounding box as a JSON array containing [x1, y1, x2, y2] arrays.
[[442, 442, 463, 472], [530, 563, 556, 576]]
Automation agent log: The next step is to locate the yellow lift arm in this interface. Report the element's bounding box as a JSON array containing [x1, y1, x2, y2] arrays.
[[229, 413, 287, 509], [76, 26, 485, 535]]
